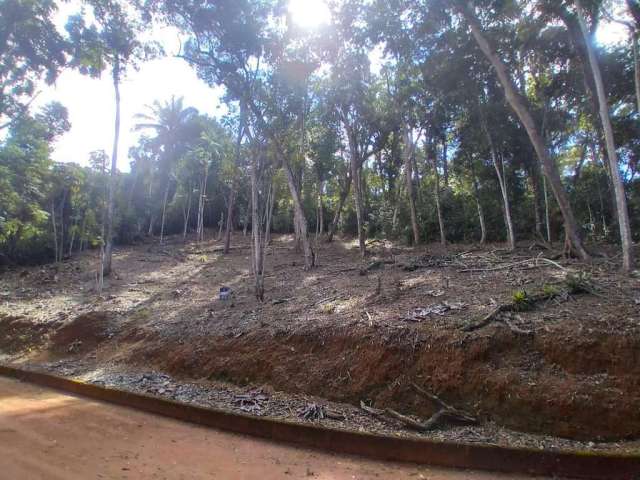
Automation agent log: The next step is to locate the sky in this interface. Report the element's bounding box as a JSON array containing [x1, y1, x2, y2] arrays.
[[35, 2, 225, 170], [35, 0, 629, 171]]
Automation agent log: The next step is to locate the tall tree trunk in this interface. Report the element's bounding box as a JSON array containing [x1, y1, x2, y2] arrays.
[[461, 2, 589, 260], [217, 212, 224, 240], [543, 175, 552, 243], [265, 181, 275, 246], [250, 156, 265, 301], [442, 134, 449, 186], [403, 127, 420, 246], [242, 88, 313, 268], [159, 181, 169, 245], [472, 173, 487, 245], [103, 58, 121, 276], [68, 219, 77, 257], [479, 99, 516, 251], [633, 31, 640, 114], [530, 166, 544, 239], [197, 163, 209, 242], [182, 190, 192, 241], [431, 154, 446, 246], [224, 103, 245, 254], [327, 171, 351, 243], [576, 0, 634, 271], [51, 200, 58, 263], [318, 182, 324, 236], [282, 158, 314, 269]]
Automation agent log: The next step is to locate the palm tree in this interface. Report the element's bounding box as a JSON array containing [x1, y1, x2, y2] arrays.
[[134, 96, 198, 243]]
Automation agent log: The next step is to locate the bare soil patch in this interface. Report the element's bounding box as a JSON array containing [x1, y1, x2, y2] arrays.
[[1, 232, 639, 447]]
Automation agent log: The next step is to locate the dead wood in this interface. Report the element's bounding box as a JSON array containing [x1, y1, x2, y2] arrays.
[[503, 316, 534, 335], [462, 304, 513, 332]]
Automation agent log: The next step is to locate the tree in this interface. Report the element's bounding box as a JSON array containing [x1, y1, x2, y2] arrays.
[[135, 96, 199, 244], [0, 0, 69, 128], [457, 1, 590, 260], [575, 0, 634, 271], [68, 0, 158, 276], [151, 0, 317, 269]]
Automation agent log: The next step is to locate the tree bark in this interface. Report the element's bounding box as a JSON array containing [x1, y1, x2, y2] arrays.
[[182, 189, 192, 241], [431, 154, 446, 246], [634, 31, 640, 114], [265, 181, 275, 245], [403, 127, 420, 246], [472, 174, 487, 245], [250, 156, 265, 301], [224, 103, 245, 254], [327, 171, 351, 243], [103, 58, 121, 276], [282, 158, 315, 269], [460, 2, 589, 260], [576, 0, 634, 271], [159, 181, 169, 245], [543, 175, 552, 243], [51, 200, 58, 263]]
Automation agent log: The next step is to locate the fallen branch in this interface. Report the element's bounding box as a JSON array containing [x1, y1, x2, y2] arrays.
[[462, 304, 513, 332], [411, 383, 453, 410], [503, 316, 534, 335]]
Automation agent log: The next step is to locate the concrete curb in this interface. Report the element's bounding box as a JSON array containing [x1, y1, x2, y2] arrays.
[[0, 364, 637, 479]]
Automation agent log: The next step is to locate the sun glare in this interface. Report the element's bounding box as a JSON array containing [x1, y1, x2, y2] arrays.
[[288, 0, 331, 29]]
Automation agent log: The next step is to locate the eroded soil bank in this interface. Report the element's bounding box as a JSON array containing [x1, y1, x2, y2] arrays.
[[1, 234, 639, 445]]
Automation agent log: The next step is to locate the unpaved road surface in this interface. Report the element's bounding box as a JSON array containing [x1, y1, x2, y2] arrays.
[[0, 376, 547, 480]]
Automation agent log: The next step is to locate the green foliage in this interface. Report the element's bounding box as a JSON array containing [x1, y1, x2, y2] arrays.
[[0, 0, 69, 124], [511, 290, 531, 310], [542, 284, 560, 298]]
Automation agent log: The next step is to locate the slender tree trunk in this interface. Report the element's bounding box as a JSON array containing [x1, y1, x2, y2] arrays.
[[51, 200, 58, 263], [243, 207, 249, 237], [183, 190, 192, 241], [442, 134, 449, 186], [403, 127, 420, 245], [530, 167, 544, 239], [543, 175, 552, 244], [104, 59, 121, 276], [576, 0, 634, 271], [392, 176, 404, 238], [198, 163, 209, 242], [472, 174, 487, 245], [265, 181, 275, 246], [634, 31, 640, 114], [431, 155, 446, 246], [196, 179, 203, 241], [68, 220, 76, 257], [327, 171, 351, 243], [250, 156, 265, 301], [479, 103, 515, 250], [282, 158, 314, 269], [341, 125, 367, 257], [461, 2, 589, 260], [217, 212, 224, 240], [159, 181, 169, 245], [224, 104, 245, 254], [319, 184, 324, 236]]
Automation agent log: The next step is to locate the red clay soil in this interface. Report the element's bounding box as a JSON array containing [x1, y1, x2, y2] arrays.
[[1, 376, 535, 480], [128, 322, 640, 441], [1, 234, 639, 443]]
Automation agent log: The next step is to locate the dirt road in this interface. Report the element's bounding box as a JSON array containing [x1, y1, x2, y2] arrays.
[[0, 376, 548, 480]]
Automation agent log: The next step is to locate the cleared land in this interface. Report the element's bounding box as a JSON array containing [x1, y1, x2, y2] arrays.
[[1, 233, 639, 451]]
